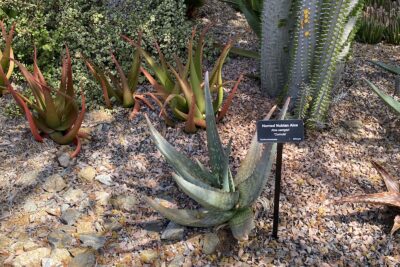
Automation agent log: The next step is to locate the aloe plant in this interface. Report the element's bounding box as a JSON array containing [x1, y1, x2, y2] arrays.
[[260, 0, 363, 127], [85, 33, 155, 119], [365, 78, 400, 115], [334, 161, 400, 235], [0, 47, 86, 157], [0, 21, 15, 97], [124, 27, 242, 132], [222, 0, 263, 37], [145, 71, 290, 240]]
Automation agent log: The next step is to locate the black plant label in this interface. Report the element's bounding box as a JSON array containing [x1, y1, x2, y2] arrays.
[[257, 120, 304, 143]]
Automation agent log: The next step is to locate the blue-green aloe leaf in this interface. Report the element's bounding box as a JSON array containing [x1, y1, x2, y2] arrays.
[[145, 115, 219, 186], [369, 61, 400, 76], [234, 104, 277, 185], [365, 78, 400, 115], [204, 71, 226, 185], [146, 197, 236, 227], [237, 98, 290, 207], [172, 173, 239, 211]]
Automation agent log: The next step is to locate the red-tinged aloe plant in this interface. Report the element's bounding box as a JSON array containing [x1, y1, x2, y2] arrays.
[[0, 47, 86, 157], [334, 161, 400, 235], [0, 21, 15, 97], [123, 26, 242, 133], [84, 32, 156, 120]]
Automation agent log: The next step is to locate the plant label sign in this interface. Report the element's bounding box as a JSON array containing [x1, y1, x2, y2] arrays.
[[257, 119, 304, 143]]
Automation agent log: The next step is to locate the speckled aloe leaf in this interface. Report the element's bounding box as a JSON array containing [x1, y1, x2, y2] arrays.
[[365, 78, 400, 115], [145, 115, 219, 187], [228, 207, 255, 241], [172, 173, 239, 211], [237, 97, 290, 208], [369, 60, 400, 76], [336, 192, 400, 208], [146, 197, 236, 227], [204, 72, 226, 185]]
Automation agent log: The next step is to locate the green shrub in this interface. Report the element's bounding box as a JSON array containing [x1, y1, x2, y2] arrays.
[[0, 0, 193, 109], [357, 0, 400, 45]]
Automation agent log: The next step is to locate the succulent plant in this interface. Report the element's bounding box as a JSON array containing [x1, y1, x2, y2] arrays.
[[124, 27, 242, 132], [260, 0, 363, 127], [0, 47, 86, 157], [357, 0, 400, 45], [334, 161, 400, 235], [221, 0, 263, 37], [145, 71, 289, 240], [364, 78, 400, 115], [85, 32, 156, 119], [366, 60, 400, 114], [0, 20, 15, 97]]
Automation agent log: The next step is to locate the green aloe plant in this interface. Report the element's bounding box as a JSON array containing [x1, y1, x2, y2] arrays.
[[334, 161, 400, 235], [222, 0, 263, 37], [145, 71, 290, 240], [85, 32, 156, 119], [260, 0, 363, 127], [124, 27, 242, 132], [364, 78, 400, 115], [0, 20, 15, 97], [0, 47, 86, 157]]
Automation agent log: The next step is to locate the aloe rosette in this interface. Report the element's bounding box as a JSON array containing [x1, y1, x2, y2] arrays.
[[124, 27, 242, 133], [0, 21, 15, 97], [145, 72, 289, 240], [0, 47, 86, 157], [85, 32, 156, 119]]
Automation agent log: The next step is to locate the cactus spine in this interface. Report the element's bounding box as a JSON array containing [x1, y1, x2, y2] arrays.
[[260, 0, 363, 127]]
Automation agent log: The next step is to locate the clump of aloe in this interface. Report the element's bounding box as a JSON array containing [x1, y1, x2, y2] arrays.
[[0, 47, 86, 157], [145, 71, 289, 240], [0, 21, 15, 97], [125, 26, 242, 132]]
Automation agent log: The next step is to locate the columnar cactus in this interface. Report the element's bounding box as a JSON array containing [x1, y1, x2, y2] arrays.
[[261, 0, 363, 127]]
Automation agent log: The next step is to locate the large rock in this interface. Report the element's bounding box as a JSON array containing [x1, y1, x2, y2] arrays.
[[140, 249, 159, 264], [95, 174, 113, 186], [110, 195, 137, 211], [58, 153, 71, 168], [79, 234, 106, 250], [63, 188, 86, 204], [60, 209, 81, 226], [78, 166, 96, 182], [161, 222, 185, 241], [69, 250, 96, 267], [12, 247, 51, 267], [42, 174, 67, 193], [48, 230, 74, 249], [202, 233, 220, 255]]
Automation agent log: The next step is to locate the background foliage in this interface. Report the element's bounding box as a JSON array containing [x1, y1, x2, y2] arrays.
[[356, 0, 400, 44], [0, 0, 193, 109]]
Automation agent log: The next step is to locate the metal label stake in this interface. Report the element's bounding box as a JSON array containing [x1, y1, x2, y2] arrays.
[[257, 119, 304, 239], [272, 143, 283, 239]]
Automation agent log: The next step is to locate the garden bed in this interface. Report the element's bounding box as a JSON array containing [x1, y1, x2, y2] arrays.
[[0, 0, 399, 266]]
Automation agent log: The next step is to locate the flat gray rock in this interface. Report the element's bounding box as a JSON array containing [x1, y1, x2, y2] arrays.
[[69, 250, 96, 267], [161, 222, 185, 241], [48, 230, 74, 249], [95, 174, 113, 186], [60, 209, 81, 226], [79, 234, 106, 250], [110, 195, 137, 211]]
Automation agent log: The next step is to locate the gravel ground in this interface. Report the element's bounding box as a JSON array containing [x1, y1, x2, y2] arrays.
[[1, 1, 400, 266]]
